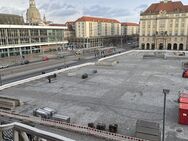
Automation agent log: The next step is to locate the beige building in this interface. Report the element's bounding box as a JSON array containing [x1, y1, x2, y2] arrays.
[[75, 16, 121, 38], [121, 22, 139, 36], [139, 0, 188, 50], [26, 0, 42, 25]]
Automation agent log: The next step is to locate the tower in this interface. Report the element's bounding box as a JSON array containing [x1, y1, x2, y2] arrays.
[[30, 0, 36, 7], [26, 0, 42, 24], [161, 0, 172, 3]]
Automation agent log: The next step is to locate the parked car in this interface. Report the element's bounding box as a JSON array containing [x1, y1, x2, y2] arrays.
[[42, 56, 49, 61], [0, 64, 9, 69], [21, 60, 30, 65], [183, 70, 188, 78]]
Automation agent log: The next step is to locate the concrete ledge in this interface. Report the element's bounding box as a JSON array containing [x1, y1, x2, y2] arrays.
[[0, 62, 95, 91], [143, 54, 164, 59], [98, 50, 134, 62], [95, 61, 119, 66], [165, 55, 188, 60]]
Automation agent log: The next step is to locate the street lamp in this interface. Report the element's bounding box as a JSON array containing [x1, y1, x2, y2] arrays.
[[0, 74, 2, 86], [162, 89, 170, 141]]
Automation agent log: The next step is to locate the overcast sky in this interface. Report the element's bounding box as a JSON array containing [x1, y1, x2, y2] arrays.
[[0, 0, 188, 23]]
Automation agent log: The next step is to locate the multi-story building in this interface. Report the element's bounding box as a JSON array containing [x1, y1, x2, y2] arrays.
[[70, 16, 122, 48], [139, 0, 188, 50], [0, 25, 67, 57], [121, 22, 139, 36], [75, 16, 121, 38]]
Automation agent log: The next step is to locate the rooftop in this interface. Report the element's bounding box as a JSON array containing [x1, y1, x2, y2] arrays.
[[1, 51, 188, 141], [50, 24, 66, 27], [0, 24, 67, 29], [121, 22, 139, 26], [141, 1, 188, 15], [76, 16, 120, 23]]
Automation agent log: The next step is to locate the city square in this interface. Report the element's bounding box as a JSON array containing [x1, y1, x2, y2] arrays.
[[1, 51, 188, 140], [0, 0, 188, 140]]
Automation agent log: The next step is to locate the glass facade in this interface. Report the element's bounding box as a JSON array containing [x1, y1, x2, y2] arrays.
[[0, 25, 67, 57], [0, 28, 65, 46]]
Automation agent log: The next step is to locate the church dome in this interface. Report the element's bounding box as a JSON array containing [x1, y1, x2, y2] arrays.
[[26, 0, 42, 24]]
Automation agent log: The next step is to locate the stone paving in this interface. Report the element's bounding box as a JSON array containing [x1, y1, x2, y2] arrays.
[[1, 51, 188, 140]]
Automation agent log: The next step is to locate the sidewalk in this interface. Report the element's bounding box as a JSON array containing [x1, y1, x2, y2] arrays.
[[0, 53, 42, 66]]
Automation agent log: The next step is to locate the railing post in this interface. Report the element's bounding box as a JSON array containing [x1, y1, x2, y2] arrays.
[[14, 130, 19, 141], [21, 131, 29, 141]]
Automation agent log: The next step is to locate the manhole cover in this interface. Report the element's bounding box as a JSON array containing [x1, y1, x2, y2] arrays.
[[176, 128, 183, 133]]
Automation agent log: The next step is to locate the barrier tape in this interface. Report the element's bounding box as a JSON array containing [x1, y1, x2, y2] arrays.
[[0, 110, 147, 141]]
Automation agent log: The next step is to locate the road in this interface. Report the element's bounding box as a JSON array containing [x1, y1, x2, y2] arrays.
[[1, 57, 97, 85], [0, 47, 135, 85]]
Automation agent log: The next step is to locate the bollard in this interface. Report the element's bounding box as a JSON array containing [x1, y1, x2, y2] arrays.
[[82, 73, 88, 79], [92, 70, 98, 74], [0, 75, 2, 86], [42, 71, 46, 74], [96, 123, 106, 131], [109, 124, 118, 133], [48, 77, 51, 83], [53, 73, 57, 78], [88, 123, 95, 128]]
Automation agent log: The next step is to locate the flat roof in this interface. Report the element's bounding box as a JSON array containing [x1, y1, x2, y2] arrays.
[[0, 24, 67, 30], [1, 51, 188, 140]]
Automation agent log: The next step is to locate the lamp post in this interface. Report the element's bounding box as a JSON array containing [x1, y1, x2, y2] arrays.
[[121, 31, 123, 48], [0, 74, 2, 86], [162, 89, 170, 141]]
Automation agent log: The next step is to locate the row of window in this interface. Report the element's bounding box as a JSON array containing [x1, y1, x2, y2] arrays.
[[142, 13, 187, 19], [0, 36, 64, 46], [141, 43, 185, 50], [0, 29, 64, 38], [141, 32, 186, 36], [142, 37, 184, 42]]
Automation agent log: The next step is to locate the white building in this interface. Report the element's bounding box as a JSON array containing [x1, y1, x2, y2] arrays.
[[0, 25, 68, 57], [75, 16, 121, 38], [121, 22, 139, 36], [139, 0, 188, 50]]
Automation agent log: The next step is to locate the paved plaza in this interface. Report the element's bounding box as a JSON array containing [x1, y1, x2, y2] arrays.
[[1, 51, 188, 141]]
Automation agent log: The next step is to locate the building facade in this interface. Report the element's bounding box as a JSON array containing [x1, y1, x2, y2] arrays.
[[121, 22, 139, 36], [75, 16, 121, 38], [71, 16, 122, 48], [0, 25, 68, 57], [139, 0, 188, 50]]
